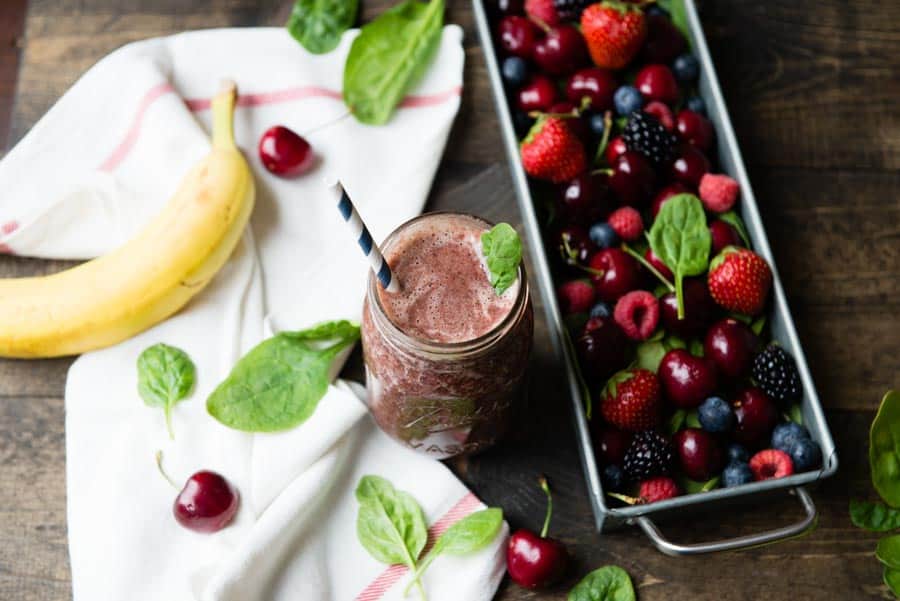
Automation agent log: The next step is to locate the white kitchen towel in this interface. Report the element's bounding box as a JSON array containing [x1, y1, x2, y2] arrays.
[[0, 26, 510, 601]]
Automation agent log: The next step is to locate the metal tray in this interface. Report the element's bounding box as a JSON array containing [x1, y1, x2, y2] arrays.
[[472, 0, 838, 554]]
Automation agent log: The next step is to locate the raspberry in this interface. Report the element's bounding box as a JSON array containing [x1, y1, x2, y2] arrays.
[[699, 173, 740, 213], [557, 279, 595, 315], [752, 345, 803, 403], [638, 476, 680, 503], [525, 0, 560, 25], [607, 207, 643, 241], [622, 111, 677, 165], [643, 101, 675, 131], [613, 290, 659, 341], [749, 449, 794, 481], [623, 431, 673, 480]]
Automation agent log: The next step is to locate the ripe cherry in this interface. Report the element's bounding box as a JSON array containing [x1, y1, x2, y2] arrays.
[[658, 349, 718, 409], [492, 0, 524, 17], [609, 151, 656, 206], [651, 182, 691, 217], [498, 16, 539, 58], [591, 426, 633, 466], [576, 315, 628, 381], [533, 25, 588, 76], [676, 109, 714, 152], [517, 74, 559, 112], [640, 14, 687, 64], [670, 144, 711, 187], [156, 452, 239, 533], [258, 126, 315, 177], [660, 277, 717, 338], [554, 224, 597, 272], [709, 220, 743, 255], [507, 476, 568, 589], [704, 317, 761, 380], [557, 171, 612, 225], [604, 135, 628, 165], [673, 428, 725, 482], [732, 387, 778, 444], [566, 67, 617, 112], [644, 247, 674, 281], [635, 64, 680, 105], [588, 247, 643, 302]]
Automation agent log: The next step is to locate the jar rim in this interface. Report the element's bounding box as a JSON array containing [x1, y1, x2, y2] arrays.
[[366, 211, 529, 356]]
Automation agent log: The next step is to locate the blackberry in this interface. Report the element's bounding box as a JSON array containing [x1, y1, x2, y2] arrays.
[[752, 345, 802, 403], [622, 111, 677, 165], [553, 0, 591, 21], [622, 431, 673, 481]]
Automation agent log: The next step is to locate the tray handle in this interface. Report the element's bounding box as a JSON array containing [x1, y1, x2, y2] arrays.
[[634, 487, 816, 556]]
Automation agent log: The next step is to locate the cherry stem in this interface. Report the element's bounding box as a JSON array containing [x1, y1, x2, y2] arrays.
[[607, 491, 641, 505], [528, 110, 578, 120], [301, 110, 352, 138], [621, 243, 675, 292], [591, 168, 614, 176], [155, 451, 180, 491], [539, 475, 553, 539], [593, 111, 614, 166]]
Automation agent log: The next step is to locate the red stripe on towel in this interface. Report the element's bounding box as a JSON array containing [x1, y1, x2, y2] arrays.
[[98, 82, 175, 172], [0, 220, 19, 254], [354, 492, 482, 601]]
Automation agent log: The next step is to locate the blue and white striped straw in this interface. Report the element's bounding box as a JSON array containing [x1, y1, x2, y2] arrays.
[[329, 180, 400, 293]]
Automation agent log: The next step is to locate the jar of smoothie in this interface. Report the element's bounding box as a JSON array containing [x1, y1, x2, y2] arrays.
[[361, 212, 533, 459]]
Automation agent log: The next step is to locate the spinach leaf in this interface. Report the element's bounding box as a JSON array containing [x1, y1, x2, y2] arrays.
[[685, 409, 701, 429], [878, 535, 900, 569], [667, 409, 686, 434], [719, 210, 751, 247], [681, 476, 720, 494], [568, 565, 635, 601], [355, 475, 428, 597], [647, 194, 711, 319], [137, 343, 196, 439], [850, 499, 900, 532], [343, 0, 444, 124], [404, 508, 504, 594], [482, 222, 523, 295], [871, 391, 900, 507], [885, 567, 900, 597], [206, 320, 359, 432], [635, 334, 684, 373], [286, 0, 358, 54]]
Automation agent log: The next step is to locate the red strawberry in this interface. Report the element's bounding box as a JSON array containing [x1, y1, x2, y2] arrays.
[[707, 247, 772, 315], [525, 0, 560, 26], [581, 2, 647, 70], [606, 206, 643, 241], [600, 368, 661, 432], [749, 449, 794, 481], [521, 116, 587, 183], [557, 279, 595, 314], [638, 476, 680, 503]]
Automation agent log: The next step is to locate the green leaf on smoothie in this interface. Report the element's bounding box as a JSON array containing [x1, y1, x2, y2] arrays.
[[286, 0, 358, 54], [343, 0, 444, 124], [481, 222, 523, 295], [206, 320, 359, 432]]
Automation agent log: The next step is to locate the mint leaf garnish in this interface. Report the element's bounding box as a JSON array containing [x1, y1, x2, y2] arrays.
[[481, 222, 522, 295]]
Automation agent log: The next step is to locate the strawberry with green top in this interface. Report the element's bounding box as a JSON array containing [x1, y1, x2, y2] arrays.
[[707, 246, 773, 315], [600, 368, 661, 432], [581, 1, 647, 70], [520, 116, 587, 183]]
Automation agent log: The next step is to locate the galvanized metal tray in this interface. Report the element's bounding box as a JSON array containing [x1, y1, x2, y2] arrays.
[[472, 0, 838, 554]]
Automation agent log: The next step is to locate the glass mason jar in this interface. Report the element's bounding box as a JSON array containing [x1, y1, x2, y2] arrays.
[[360, 213, 534, 459]]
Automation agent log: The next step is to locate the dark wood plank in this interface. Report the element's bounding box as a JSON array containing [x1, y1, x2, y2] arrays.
[[0, 0, 27, 149], [1, 0, 898, 600]]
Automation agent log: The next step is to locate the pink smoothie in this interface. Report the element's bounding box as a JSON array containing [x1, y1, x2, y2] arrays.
[[376, 213, 519, 344]]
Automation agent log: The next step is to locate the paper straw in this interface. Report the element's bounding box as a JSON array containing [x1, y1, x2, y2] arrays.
[[329, 180, 400, 293]]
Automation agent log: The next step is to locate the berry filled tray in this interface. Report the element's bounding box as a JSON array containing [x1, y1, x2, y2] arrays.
[[472, 0, 837, 554]]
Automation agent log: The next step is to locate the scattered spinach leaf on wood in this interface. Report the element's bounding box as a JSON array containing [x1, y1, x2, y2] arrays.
[[137, 343, 196, 439], [850, 499, 900, 532], [206, 320, 359, 432], [568, 565, 635, 601], [871, 391, 900, 507], [286, 0, 358, 54]]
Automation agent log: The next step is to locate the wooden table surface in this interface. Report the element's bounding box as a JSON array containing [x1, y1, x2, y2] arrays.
[[1, 1, 898, 599]]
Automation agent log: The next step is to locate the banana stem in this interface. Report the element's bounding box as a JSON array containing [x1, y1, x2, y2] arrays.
[[212, 80, 237, 150]]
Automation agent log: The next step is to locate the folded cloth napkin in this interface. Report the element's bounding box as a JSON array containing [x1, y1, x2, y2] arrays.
[[0, 26, 509, 601]]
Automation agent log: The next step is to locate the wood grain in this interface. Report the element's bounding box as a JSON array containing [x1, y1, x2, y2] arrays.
[[0, 0, 898, 600]]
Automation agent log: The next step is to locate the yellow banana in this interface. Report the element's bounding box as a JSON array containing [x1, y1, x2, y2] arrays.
[[0, 81, 255, 358]]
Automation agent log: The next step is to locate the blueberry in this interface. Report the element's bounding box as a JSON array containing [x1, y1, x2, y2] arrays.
[[672, 53, 700, 83], [512, 110, 535, 137], [614, 85, 644, 117], [602, 464, 625, 492], [698, 396, 734, 433], [589, 222, 619, 249], [722, 462, 753, 487], [589, 113, 607, 138], [502, 56, 529, 89], [771, 422, 809, 453], [646, 5, 670, 17], [589, 302, 613, 319], [727, 443, 750, 463], [790, 437, 822, 472], [686, 96, 707, 115]]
